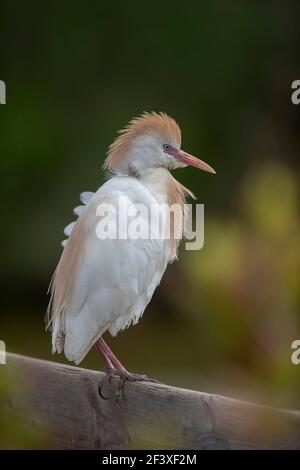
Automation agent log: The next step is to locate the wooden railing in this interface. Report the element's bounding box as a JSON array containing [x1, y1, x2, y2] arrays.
[[2, 353, 300, 449]]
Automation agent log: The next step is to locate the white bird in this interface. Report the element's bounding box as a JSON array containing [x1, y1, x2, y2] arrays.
[[47, 112, 215, 382]]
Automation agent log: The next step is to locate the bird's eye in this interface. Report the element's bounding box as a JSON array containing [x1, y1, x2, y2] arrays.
[[163, 144, 170, 152]]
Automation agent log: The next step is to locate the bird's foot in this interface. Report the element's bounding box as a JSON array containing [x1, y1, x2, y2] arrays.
[[117, 371, 159, 383], [98, 368, 160, 402], [95, 338, 159, 402], [114, 371, 160, 402], [98, 367, 116, 399]]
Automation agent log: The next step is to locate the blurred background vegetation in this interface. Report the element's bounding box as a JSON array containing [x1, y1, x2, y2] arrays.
[[0, 0, 300, 448]]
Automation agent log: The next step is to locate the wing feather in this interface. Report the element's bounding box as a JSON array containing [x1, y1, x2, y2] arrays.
[[48, 177, 169, 364]]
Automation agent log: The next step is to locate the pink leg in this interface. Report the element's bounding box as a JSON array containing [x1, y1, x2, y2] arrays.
[[95, 337, 158, 383], [95, 339, 115, 372]]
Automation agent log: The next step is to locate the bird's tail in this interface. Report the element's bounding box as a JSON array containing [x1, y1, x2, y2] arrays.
[[51, 307, 110, 365], [51, 311, 66, 355]]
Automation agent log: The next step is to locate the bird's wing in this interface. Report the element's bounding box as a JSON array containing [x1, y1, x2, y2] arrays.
[[48, 178, 168, 364], [61, 191, 94, 247]]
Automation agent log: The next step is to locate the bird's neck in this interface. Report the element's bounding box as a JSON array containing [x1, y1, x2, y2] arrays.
[[140, 167, 193, 206], [139, 168, 172, 204], [139, 168, 194, 259]]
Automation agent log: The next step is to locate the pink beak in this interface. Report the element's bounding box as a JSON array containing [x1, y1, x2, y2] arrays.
[[171, 148, 216, 174]]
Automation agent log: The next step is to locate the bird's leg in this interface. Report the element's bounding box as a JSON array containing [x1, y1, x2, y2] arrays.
[[95, 337, 127, 375], [95, 337, 159, 383], [95, 338, 115, 373], [95, 339, 117, 399]]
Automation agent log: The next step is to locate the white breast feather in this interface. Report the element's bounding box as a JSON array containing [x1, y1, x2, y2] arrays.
[[49, 177, 172, 364]]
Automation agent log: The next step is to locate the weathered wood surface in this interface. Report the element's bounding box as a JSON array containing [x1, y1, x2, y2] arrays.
[[2, 353, 300, 449]]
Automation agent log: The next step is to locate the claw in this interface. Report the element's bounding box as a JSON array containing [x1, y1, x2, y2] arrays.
[[115, 377, 126, 403], [118, 371, 160, 383], [98, 367, 160, 402], [98, 368, 115, 399]]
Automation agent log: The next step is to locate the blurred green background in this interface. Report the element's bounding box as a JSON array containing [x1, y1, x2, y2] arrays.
[[1, 0, 300, 447]]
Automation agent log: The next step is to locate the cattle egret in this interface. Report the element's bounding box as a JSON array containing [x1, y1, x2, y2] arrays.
[[47, 112, 215, 382]]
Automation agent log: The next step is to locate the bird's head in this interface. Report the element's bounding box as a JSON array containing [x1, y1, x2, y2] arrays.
[[104, 112, 215, 176]]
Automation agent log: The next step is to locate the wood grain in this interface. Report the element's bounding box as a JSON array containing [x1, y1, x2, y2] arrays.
[[1, 353, 300, 449]]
